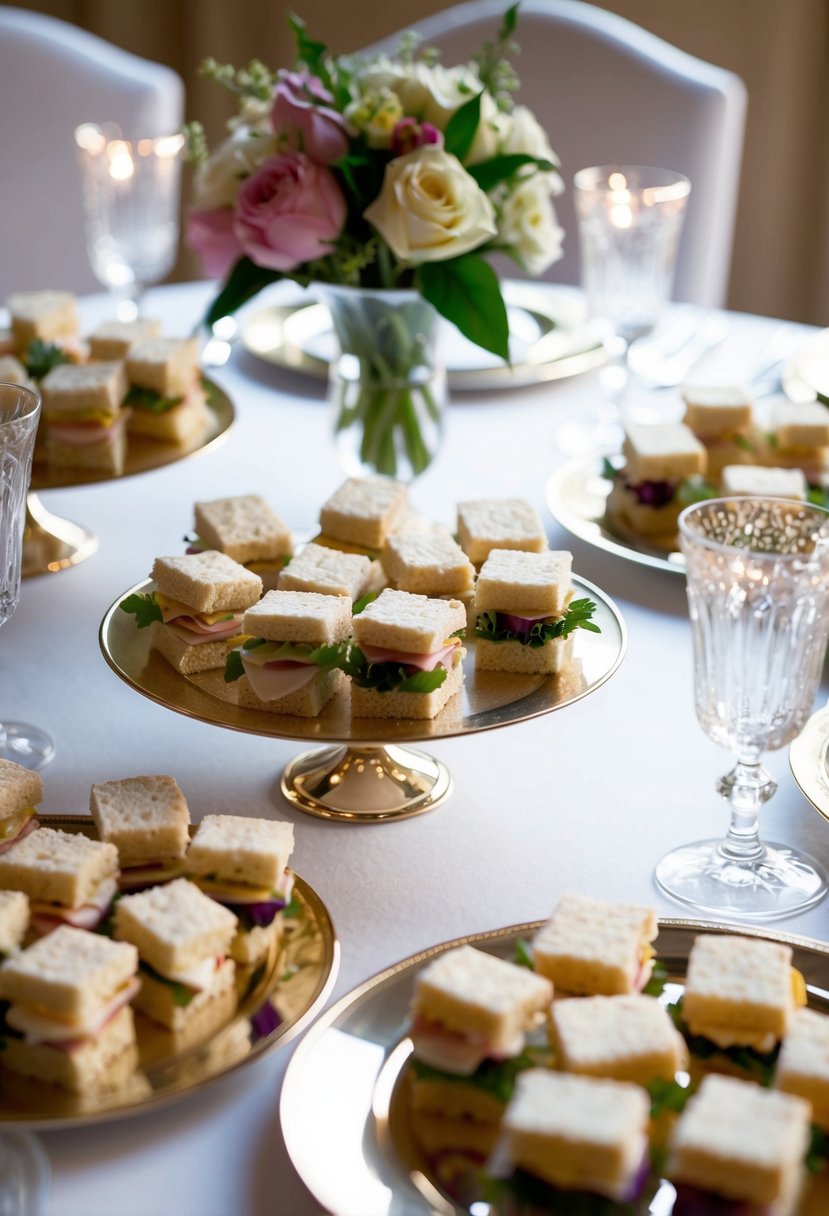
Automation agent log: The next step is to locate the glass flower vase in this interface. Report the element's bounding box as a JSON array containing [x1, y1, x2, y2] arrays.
[[318, 285, 447, 482]]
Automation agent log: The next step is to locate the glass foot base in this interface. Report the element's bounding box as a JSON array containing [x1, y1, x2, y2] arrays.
[[655, 838, 827, 920], [0, 723, 55, 770]]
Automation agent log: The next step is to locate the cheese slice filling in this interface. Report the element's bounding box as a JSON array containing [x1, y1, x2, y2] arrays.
[[150, 954, 219, 991], [6, 976, 140, 1045], [0, 808, 36, 843], [196, 871, 294, 905]]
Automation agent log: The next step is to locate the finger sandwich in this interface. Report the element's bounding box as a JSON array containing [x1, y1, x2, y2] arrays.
[[278, 542, 374, 601], [125, 336, 211, 445], [224, 589, 350, 716], [0, 354, 37, 393], [473, 549, 597, 674], [186, 814, 295, 965], [532, 893, 658, 996], [114, 877, 237, 1032], [7, 290, 79, 348], [40, 359, 129, 475], [457, 497, 547, 566], [607, 421, 708, 541], [0, 757, 43, 855], [408, 944, 552, 1155], [763, 401, 829, 488], [550, 993, 687, 1085], [90, 774, 190, 888], [682, 384, 757, 477], [0, 925, 140, 1091], [120, 551, 263, 675], [381, 526, 476, 623], [721, 464, 808, 500], [349, 588, 466, 719], [0, 890, 29, 960], [666, 1073, 811, 1216], [0, 826, 119, 935], [775, 1007, 829, 1128], [680, 933, 806, 1055], [318, 475, 407, 556], [493, 1069, 650, 1203], [190, 494, 293, 590], [87, 317, 162, 361]]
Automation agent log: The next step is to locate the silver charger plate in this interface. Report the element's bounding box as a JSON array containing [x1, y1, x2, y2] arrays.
[[241, 282, 606, 392], [790, 704, 829, 822]]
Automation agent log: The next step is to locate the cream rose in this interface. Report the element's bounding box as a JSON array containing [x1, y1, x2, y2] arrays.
[[364, 146, 496, 263], [502, 106, 563, 194], [193, 125, 279, 210], [499, 176, 564, 275]]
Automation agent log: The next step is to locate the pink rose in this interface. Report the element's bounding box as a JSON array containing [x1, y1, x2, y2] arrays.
[[187, 207, 242, 279], [234, 153, 346, 272], [272, 71, 349, 164], [389, 118, 443, 158]]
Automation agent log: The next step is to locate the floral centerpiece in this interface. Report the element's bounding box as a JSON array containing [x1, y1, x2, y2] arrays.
[[186, 6, 564, 477]]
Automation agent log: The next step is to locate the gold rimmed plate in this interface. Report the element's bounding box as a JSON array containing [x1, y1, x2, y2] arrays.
[[790, 705, 829, 822], [783, 328, 829, 404], [1, 815, 338, 1130], [24, 379, 234, 577], [280, 919, 829, 1216], [546, 454, 686, 575], [241, 283, 606, 392]]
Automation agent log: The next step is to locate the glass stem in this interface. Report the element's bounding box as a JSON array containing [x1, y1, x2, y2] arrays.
[[716, 757, 777, 862]]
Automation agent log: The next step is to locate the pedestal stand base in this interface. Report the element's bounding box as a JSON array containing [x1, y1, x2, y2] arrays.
[[23, 493, 97, 577], [281, 745, 453, 822]]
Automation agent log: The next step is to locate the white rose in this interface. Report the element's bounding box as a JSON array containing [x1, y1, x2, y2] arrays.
[[418, 64, 481, 128], [364, 147, 497, 263], [499, 176, 564, 275], [193, 125, 278, 210], [502, 106, 563, 194], [355, 57, 432, 117], [466, 92, 511, 165]]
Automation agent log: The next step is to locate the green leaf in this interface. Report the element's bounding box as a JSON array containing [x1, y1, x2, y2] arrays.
[[734, 433, 756, 452], [287, 11, 332, 90], [224, 649, 245, 683], [352, 592, 377, 615], [473, 599, 600, 647], [467, 153, 555, 193], [647, 1076, 692, 1119], [24, 339, 70, 381], [125, 385, 182, 415], [641, 960, 669, 997], [443, 91, 483, 162], [283, 896, 302, 919], [418, 255, 509, 362], [340, 643, 451, 694], [668, 997, 780, 1086], [601, 457, 620, 481], [808, 484, 829, 508], [204, 256, 281, 328], [410, 1043, 551, 1106], [140, 961, 197, 1007], [808, 1124, 829, 1173], [120, 593, 162, 629], [676, 476, 719, 506], [513, 938, 535, 969], [500, 2, 519, 38]]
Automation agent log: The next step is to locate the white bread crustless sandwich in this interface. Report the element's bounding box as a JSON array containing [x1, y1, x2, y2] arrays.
[[776, 1007, 829, 1128], [120, 550, 263, 675], [381, 526, 477, 625], [606, 421, 708, 542], [114, 877, 237, 1032], [90, 774, 190, 888], [531, 893, 658, 996], [278, 542, 373, 601], [494, 1069, 650, 1203], [0, 924, 140, 1091], [186, 814, 295, 965], [682, 384, 757, 477], [473, 549, 597, 675], [40, 359, 129, 475], [407, 944, 552, 1156], [224, 589, 350, 716], [190, 494, 293, 589], [721, 464, 808, 500], [0, 757, 43, 855], [0, 890, 29, 959], [124, 336, 211, 446], [761, 401, 829, 488], [666, 1073, 811, 1216], [318, 475, 407, 554], [0, 826, 119, 935], [7, 290, 79, 348], [549, 992, 687, 1086], [87, 317, 162, 361], [457, 497, 547, 566], [348, 588, 466, 720]]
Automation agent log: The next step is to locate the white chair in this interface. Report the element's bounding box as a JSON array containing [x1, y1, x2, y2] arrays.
[[372, 0, 747, 308], [0, 7, 184, 297]]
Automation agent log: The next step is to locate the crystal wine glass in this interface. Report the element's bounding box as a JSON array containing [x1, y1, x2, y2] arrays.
[[0, 383, 54, 768], [75, 123, 184, 321], [656, 496, 829, 919], [557, 165, 690, 454]]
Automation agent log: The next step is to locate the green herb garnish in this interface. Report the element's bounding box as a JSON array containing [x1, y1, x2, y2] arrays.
[[808, 485, 829, 509], [340, 643, 450, 693], [647, 1075, 692, 1119], [808, 1124, 829, 1173], [352, 592, 377, 615], [140, 961, 197, 1007], [125, 385, 183, 414], [513, 938, 535, 969], [734, 433, 756, 452], [601, 456, 620, 481], [224, 638, 349, 684], [24, 339, 70, 380], [473, 598, 600, 647], [410, 1044, 552, 1106], [667, 996, 780, 1085], [283, 896, 302, 919], [641, 960, 669, 998], [676, 476, 719, 506], [120, 592, 163, 629]]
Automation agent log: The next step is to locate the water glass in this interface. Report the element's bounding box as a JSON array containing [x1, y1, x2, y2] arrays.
[[656, 496, 829, 919], [0, 383, 54, 768], [75, 123, 184, 320]]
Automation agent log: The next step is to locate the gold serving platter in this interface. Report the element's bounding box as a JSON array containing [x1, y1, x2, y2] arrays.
[[281, 918, 829, 1216], [23, 379, 234, 577], [546, 454, 686, 575], [790, 705, 829, 823], [1, 815, 338, 1130], [99, 576, 626, 822], [241, 283, 606, 392]]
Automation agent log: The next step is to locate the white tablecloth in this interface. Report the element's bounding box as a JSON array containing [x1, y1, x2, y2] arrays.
[[8, 282, 828, 1216]]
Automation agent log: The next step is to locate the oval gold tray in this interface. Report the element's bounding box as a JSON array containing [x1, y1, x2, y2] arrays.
[[1, 816, 338, 1130], [281, 918, 829, 1216], [99, 574, 626, 746]]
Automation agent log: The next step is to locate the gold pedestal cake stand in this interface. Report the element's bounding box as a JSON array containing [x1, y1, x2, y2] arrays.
[[100, 575, 626, 824], [24, 381, 234, 577]]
